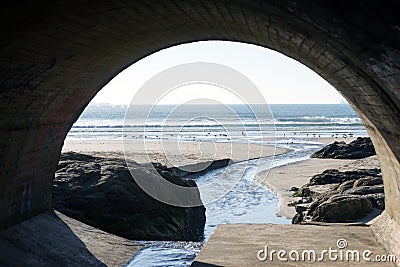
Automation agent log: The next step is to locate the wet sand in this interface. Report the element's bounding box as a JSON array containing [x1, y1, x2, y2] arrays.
[[62, 139, 290, 167]]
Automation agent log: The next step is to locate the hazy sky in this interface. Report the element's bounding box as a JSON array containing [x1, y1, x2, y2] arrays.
[[92, 41, 346, 105]]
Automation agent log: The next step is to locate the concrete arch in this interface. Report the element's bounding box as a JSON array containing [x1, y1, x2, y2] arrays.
[[1, 0, 400, 255]]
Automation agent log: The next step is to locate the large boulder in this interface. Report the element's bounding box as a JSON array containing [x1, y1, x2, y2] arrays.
[[53, 152, 206, 241], [312, 195, 373, 222], [311, 137, 376, 159]]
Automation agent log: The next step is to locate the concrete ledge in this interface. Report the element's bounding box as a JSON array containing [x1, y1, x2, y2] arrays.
[[371, 212, 400, 265], [0, 210, 142, 266], [192, 224, 396, 266]]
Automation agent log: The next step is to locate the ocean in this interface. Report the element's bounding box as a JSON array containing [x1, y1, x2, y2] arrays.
[[67, 104, 367, 141], [67, 103, 368, 266]]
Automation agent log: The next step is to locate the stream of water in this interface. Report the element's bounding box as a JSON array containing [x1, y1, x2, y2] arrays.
[[127, 141, 323, 266]]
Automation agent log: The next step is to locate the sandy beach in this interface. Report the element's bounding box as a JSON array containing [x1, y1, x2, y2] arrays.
[[62, 136, 355, 164], [62, 139, 290, 167]]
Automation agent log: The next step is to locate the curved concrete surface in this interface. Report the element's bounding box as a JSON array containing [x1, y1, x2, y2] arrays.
[[0, 0, 400, 260]]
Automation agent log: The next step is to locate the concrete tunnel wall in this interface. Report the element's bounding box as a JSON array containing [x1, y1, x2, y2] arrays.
[[1, 0, 400, 255]]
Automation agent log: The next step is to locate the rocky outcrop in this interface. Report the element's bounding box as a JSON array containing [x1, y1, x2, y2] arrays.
[[170, 158, 232, 178], [291, 166, 384, 224], [308, 168, 381, 185], [53, 152, 206, 241], [311, 137, 376, 159]]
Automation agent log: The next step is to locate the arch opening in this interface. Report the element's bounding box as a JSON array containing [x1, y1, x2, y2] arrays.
[[61, 38, 373, 229]]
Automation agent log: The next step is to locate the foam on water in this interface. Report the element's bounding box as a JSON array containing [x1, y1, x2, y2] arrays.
[[67, 104, 368, 141]]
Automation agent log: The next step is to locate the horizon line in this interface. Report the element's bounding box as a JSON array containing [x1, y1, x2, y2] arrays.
[[89, 102, 350, 105]]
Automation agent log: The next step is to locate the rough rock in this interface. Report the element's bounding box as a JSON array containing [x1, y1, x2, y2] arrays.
[[307, 184, 338, 198], [311, 137, 376, 159], [353, 176, 383, 187], [344, 185, 384, 195], [292, 213, 303, 224], [361, 193, 385, 210], [312, 195, 373, 222], [53, 152, 206, 241], [308, 168, 381, 185], [292, 166, 384, 224], [289, 186, 299, 192], [336, 180, 356, 193], [170, 158, 232, 178]]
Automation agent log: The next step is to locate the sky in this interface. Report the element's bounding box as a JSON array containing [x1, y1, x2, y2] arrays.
[[92, 41, 347, 105]]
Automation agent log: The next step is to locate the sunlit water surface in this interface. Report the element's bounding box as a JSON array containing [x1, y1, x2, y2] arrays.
[[127, 141, 323, 267]]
